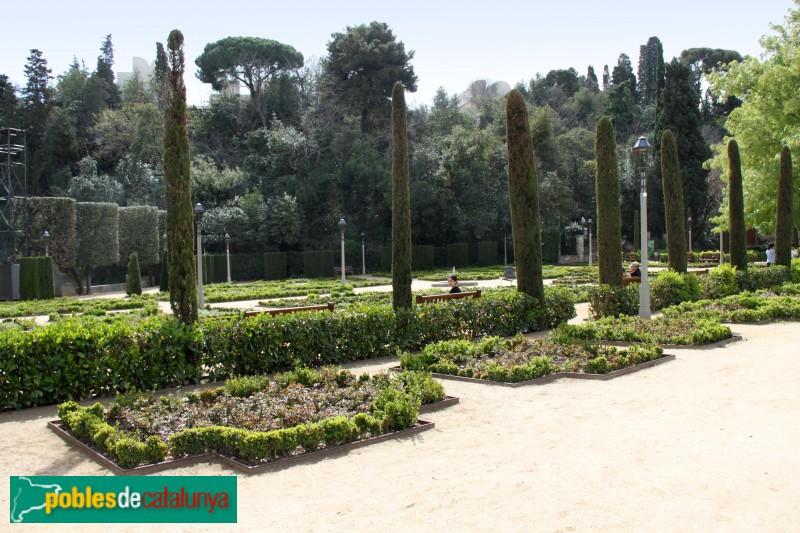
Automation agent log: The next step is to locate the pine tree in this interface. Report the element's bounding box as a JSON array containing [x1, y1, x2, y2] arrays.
[[505, 89, 544, 304], [95, 35, 121, 108], [163, 30, 198, 324], [391, 82, 412, 310], [660, 130, 687, 272], [775, 146, 793, 268], [653, 59, 710, 243], [595, 116, 623, 286], [637, 37, 665, 106], [728, 139, 748, 270], [126, 252, 142, 295]]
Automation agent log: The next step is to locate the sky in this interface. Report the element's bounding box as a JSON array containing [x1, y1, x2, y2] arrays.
[[1, 0, 795, 108]]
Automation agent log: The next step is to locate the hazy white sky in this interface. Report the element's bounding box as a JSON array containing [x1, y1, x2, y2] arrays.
[[1, 0, 794, 108]]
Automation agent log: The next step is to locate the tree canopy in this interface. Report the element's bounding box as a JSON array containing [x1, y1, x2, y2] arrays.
[[708, 0, 800, 233], [195, 36, 304, 127]]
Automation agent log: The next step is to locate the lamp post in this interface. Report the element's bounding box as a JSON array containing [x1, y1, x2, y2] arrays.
[[42, 230, 50, 257], [360, 232, 366, 275], [194, 203, 205, 307], [581, 217, 587, 263], [588, 219, 593, 267], [338, 218, 347, 284], [633, 136, 652, 319], [504, 234, 508, 267], [225, 233, 231, 283], [687, 216, 693, 254]]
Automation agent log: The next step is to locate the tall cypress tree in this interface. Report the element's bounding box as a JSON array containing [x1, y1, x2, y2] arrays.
[[653, 59, 710, 243], [661, 130, 687, 272], [728, 139, 748, 271], [505, 89, 544, 304], [391, 82, 412, 310], [163, 30, 198, 324], [595, 116, 622, 286], [775, 146, 793, 268]]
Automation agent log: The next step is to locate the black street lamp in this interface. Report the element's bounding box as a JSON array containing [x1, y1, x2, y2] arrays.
[[360, 232, 366, 275], [42, 230, 50, 257]]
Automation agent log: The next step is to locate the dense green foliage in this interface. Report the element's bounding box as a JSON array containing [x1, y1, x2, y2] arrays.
[[0, 289, 573, 410], [594, 117, 622, 285], [551, 315, 732, 345], [727, 140, 748, 271], [125, 252, 142, 295], [57, 368, 440, 468], [775, 146, 793, 268], [118, 206, 160, 267], [660, 130, 687, 273], [505, 89, 544, 304], [391, 82, 412, 310], [19, 256, 54, 300], [16, 197, 77, 269], [708, 3, 800, 233], [163, 30, 198, 324], [661, 291, 800, 323], [650, 270, 701, 309]]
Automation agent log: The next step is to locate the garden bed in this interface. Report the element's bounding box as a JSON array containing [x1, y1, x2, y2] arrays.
[[399, 336, 670, 385], [392, 354, 675, 387], [49, 367, 453, 474], [48, 418, 435, 475]]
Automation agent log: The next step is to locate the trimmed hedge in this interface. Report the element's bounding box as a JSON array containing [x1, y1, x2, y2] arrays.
[[304, 250, 334, 278], [0, 288, 574, 410], [477, 241, 497, 266], [264, 252, 287, 280], [230, 253, 264, 281], [412, 245, 434, 271], [446, 243, 469, 268], [541, 228, 560, 263], [19, 256, 54, 300]]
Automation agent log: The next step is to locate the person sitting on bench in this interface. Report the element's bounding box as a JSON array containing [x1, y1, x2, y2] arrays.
[[447, 274, 461, 294], [624, 262, 641, 278]]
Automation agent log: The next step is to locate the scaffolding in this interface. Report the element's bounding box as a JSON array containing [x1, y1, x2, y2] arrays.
[[0, 127, 26, 263]]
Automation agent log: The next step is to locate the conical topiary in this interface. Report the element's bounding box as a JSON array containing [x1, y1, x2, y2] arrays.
[[660, 130, 687, 273], [595, 116, 622, 285], [391, 82, 412, 310], [775, 146, 793, 268], [126, 252, 142, 296], [505, 89, 544, 304], [727, 139, 748, 271]]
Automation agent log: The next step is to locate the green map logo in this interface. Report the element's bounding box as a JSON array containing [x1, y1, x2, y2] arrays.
[[9, 476, 237, 523]]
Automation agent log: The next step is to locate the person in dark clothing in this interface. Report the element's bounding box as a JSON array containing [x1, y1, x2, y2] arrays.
[[628, 262, 641, 277], [447, 274, 461, 293]]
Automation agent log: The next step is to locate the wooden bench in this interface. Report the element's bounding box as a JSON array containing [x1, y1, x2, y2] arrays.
[[700, 254, 720, 264], [333, 266, 353, 276], [415, 290, 481, 304], [243, 302, 335, 317], [623, 253, 639, 262], [623, 276, 641, 287]]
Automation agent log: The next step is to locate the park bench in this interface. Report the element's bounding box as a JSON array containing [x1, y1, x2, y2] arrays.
[[623, 276, 641, 287], [415, 290, 481, 304], [333, 266, 353, 276], [700, 253, 720, 264], [243, 302, 335, 317], [500, 266, 516, 285], [623, 253, 638, 262]]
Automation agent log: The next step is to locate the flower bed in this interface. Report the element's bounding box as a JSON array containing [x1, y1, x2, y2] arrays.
[[52, 368, 449, 472], [550, 315, 732, 345], [661, 292, 800, 323], [399, 336, 667, 384]]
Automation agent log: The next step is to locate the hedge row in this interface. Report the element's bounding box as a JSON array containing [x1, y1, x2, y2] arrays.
[[0, 289, 575, 410], [19, 257, 54, 300]]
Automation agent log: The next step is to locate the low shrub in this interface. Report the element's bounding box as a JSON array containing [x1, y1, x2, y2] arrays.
[[550, 315, 731, 345], [661, 292, 800, 323], [588, 284, 638, 318], [736, 265, 790, 292], [650, 270, 701, 310], [700, 264, 739, 299]]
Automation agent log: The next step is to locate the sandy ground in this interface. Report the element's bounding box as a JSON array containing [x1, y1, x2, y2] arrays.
[[2, 284, 799, 531]]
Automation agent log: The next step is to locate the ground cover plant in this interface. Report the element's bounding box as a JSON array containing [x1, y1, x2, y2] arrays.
[[660, 290, 800, 323], [550, 314, 732, 345], [400, 335, 664, 382], [158, 278, 388, 304], [373, 265, 588, 281], [55, 367, 445, 469], [0, 294, 157, 319]]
